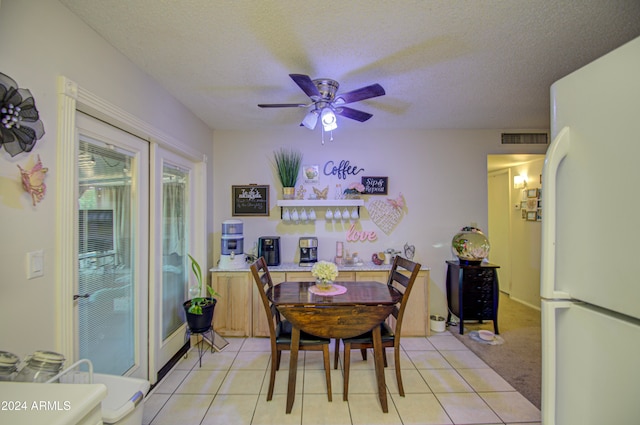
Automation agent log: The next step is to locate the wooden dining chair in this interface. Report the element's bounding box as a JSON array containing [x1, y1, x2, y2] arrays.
[[335, 255, 421, 400], [250, 257, 332, 402]]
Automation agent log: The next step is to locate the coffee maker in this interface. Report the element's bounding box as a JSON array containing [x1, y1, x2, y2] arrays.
[[299, 237, 318, 266], [258, 236, 280, 266]]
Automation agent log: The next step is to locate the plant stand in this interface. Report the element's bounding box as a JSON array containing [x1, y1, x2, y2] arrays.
[[184, 326, 214, 368]]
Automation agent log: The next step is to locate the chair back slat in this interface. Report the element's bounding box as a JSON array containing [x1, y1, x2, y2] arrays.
[[250, 257, 279, 336], [386, 256, 421, 332]]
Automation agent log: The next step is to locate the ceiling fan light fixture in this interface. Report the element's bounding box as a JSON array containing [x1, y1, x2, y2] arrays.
[[321, 108, 337, 131], [301, 109, 319, 130]]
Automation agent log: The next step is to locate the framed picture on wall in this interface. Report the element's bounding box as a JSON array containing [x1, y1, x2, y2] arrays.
[[527, 188, 539, 198], [232, 185, 270, 216], [526, 211, 537, 221], [527, 198, 538, 210]]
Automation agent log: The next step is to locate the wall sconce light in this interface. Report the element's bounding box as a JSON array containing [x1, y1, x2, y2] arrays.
[[513, 174, 527, 189]]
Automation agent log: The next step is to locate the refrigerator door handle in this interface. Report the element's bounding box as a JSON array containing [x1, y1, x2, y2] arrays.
[[541, 300, 572, 425], [541, 126, 571, 299]]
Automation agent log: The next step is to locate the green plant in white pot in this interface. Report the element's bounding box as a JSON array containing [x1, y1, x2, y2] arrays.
[[273, 147, 302, 199], [183, 254, 219, 332]]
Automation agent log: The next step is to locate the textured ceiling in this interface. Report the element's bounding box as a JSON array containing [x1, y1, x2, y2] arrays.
[[60, 0, 640, 132]]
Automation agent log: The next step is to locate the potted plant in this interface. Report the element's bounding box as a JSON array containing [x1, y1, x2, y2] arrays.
[[183, 254, 219, 333], [273, 147, 302, 199]]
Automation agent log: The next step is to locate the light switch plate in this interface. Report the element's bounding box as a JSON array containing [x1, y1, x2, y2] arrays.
[[27, 250, 44, 279]]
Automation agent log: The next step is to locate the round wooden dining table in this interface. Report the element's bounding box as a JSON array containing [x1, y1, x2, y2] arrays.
[[267, 280, 402, 414]]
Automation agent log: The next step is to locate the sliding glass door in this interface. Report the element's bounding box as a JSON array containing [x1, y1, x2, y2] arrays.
[[76, 113, 149, 378]]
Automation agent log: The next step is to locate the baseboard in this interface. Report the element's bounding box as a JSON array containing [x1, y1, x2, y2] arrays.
[[508, 295, 541, 311]]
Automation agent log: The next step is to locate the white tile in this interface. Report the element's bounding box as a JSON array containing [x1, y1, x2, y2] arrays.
[[303, 349, 332, 370], [218, 369, 266, 395], [230, 351, 271, 370], [436, 392, 501, 424], [384, 368, 431, 394], [348, 393, 403, 425], [198, 350, 238, 370], [302, 394, 351, 425], [406, 350, 452, 369], [200, 394, 259, 425], [142, 393, 169, 425], [222, 337, 245, 352], [241, 337, 271, 351], [427, 335, 468, 351], [144, 336, 539, 425], [260, 364, 304, 396], [152, 369, 189, 394], [175, 369, 226, 394], [479, 391, 541, 423], [390, 393, 453, 425], [456, 368, 515, 392], [302, 368, 335, 397], [343, 369, 378, 395], [173, 350, 199, 370], [401, 337, 437, 351], [149, 393, 214, 425], [439, 350, 488, 369], [419, 369, 474, 393], [252, 394, 302, 425]]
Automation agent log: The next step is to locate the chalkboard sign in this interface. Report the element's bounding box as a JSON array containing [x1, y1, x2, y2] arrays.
[[361, 176, 388, 195], [232, 185, 270, 216]]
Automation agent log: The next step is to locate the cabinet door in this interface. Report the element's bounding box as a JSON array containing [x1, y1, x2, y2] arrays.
[[285, 271, 315, 282], [211, 273, 251, 336], [285, 271, 356, 282], [391, 270, 429, 337], [252, 272, 285, 337], [355, 271, 388, 284]]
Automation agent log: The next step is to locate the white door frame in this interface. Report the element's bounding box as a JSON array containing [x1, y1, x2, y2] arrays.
[[57, 76, 207, 380]]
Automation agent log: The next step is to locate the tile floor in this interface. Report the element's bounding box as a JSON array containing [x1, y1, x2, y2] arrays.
[[143, 332, 540, 425]]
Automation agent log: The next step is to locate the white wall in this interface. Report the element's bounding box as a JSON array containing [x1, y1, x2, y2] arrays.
[[212, 129, 547, 317], [0, 0, 213, 357], [509, 158, 545, 308]]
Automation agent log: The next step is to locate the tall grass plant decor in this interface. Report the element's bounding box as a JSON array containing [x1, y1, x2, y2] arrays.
[[273, 147, 303, 193]]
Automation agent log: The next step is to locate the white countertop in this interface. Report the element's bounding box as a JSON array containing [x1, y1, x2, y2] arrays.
[[0, 382, 107, 425], [211, 261, 430, 272]]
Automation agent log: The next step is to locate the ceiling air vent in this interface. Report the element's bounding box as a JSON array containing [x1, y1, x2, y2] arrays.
[[501, 133, 548, 145]]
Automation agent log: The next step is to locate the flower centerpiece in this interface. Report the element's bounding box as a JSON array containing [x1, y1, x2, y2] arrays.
[[343, 182, 365, 199], [311, 260, 339, 290]]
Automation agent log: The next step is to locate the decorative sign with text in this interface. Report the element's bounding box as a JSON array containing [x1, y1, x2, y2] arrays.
[[361, 176, 388, 195], [232, 185, 269, 216]]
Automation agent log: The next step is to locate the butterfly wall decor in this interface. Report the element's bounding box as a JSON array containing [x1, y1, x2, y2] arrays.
[[18, 154, 48, 206], [312, 186, 328, 200]]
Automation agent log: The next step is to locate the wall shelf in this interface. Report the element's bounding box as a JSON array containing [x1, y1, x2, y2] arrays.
[[276, 199, 364, 208], [276, 199, 364, 221]]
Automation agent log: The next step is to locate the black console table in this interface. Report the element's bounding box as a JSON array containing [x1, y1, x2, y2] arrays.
[[446, 260, 500, 335]]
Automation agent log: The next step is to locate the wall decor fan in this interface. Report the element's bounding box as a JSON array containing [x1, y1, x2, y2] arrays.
[[258, 74, 385, 133]]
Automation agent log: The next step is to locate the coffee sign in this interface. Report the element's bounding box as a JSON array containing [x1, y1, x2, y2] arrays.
[[361, 176, 388, 195]]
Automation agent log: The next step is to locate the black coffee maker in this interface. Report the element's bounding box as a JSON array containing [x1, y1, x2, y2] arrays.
[[258, 236, 280, 266]]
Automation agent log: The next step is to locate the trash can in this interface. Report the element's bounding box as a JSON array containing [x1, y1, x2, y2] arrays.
[[93, 373, 150, 425]]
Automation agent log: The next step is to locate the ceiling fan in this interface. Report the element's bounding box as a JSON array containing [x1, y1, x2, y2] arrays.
[[258, 74, 385, 131]]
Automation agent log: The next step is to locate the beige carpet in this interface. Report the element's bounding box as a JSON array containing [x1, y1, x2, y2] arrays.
[[448, 292, 541, 409]]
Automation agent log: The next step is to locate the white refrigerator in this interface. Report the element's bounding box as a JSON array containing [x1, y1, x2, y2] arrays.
[[541, 36, 640, 424]]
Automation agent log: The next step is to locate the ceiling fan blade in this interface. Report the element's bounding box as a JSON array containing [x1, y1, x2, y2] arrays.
[[336, 106, 373, 122], [335, 83, 385, 104], [258, 103, 308, 108], [289, 74, 321, 100]]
